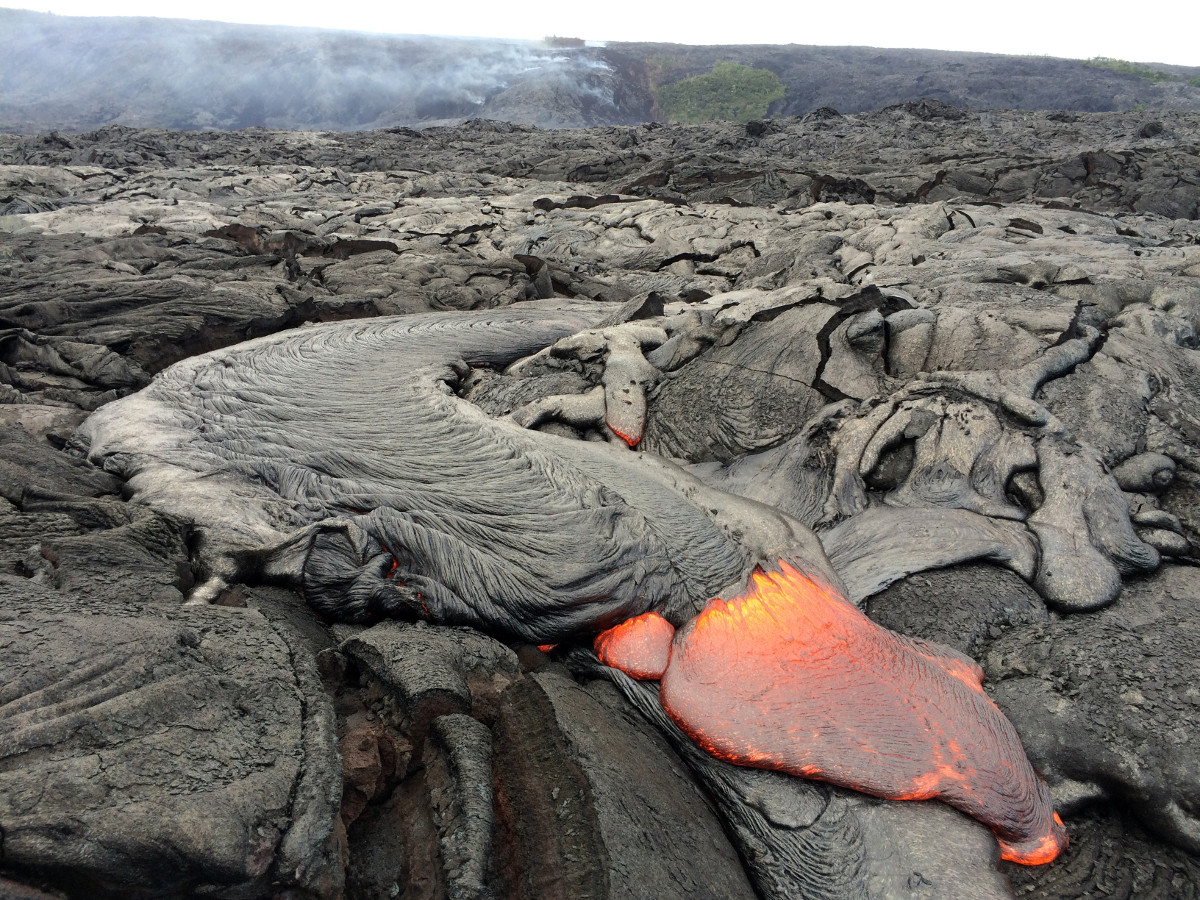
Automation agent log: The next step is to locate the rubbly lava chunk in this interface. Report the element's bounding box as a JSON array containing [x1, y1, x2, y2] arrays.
[[657, 561, 1067, 865]]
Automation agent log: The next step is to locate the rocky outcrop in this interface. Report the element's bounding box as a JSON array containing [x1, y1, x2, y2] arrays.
[[0, 572, 343, 899]]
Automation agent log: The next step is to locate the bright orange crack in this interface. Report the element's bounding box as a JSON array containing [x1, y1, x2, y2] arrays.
[[648, 560, 1067, 865]]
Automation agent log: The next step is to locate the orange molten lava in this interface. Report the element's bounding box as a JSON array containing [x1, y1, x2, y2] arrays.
[[608, 423, 642, 448], [651, 561, 1066, 865], [594, 611, 675, 679]]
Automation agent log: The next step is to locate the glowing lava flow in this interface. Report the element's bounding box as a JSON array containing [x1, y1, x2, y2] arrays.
[[594, 611, 676, 679], [650, 561, 1067, 865]]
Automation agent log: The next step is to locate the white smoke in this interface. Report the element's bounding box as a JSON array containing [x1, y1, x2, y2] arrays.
[[0, 8, 620, 131]]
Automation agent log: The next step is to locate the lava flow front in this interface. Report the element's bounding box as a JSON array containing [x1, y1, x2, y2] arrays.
[[649, 561, 1067, 865], [594, 610, 676, 679]]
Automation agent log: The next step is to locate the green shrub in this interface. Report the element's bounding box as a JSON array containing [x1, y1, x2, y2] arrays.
[[1084, 57, 1176, 83], [656, 62, 785, 124], [1189, 77, 1200, 88]]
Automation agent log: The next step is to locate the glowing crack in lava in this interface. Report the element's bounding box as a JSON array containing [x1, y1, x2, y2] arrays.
[[645, 561, 1067, 865]]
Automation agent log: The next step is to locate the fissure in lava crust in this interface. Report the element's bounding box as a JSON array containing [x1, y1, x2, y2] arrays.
[[649, 561, 1067, 865]]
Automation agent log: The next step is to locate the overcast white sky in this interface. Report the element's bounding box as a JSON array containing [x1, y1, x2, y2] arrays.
[[6, 0, 1199, 67]]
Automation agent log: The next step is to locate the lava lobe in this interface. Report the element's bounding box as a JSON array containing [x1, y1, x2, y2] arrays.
[[655, 561, 1067, 865], [594, 611, 676, 679]]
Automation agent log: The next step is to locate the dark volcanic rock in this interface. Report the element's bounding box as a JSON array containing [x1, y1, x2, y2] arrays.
[[331, 619, 765, 900], [865, 563, 1050, 657], [985, 565, 1200, 856], [532, 668, 758, 899], [1003, 806, 1200, 900], [344, 621, 520, 756], [0, 578, 343, 899], [492, 666, 758, 899]]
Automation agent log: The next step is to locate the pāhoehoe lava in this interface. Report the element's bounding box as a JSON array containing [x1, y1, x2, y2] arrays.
[[79, 304, 1065, 867], [657, 561, 1067, 865], [593, 611, 675, 679], [78, 306, 756, 641]]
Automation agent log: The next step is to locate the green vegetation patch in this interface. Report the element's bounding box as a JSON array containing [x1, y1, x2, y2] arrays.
[[1084, 57, 1177, 83], [656, 62, 785, 124]]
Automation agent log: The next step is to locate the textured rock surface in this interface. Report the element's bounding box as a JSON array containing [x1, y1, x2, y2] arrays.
[[530, 667, 760, 899], [985, 565, 1200, 855], [2, 110, 1200, 898], [0, 578, 343, 899]]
